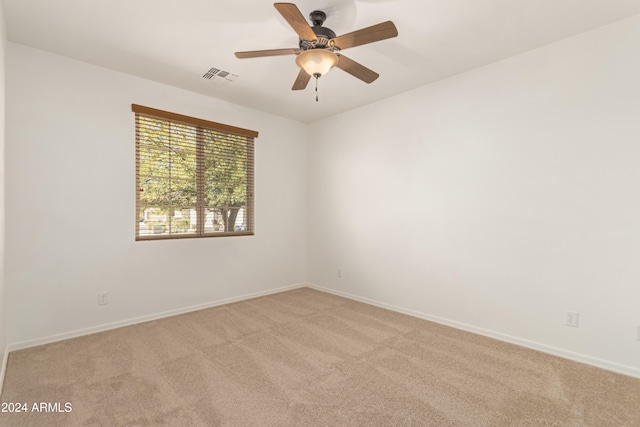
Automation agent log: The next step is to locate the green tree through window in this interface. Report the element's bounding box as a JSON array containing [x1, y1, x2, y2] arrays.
[[133, 104, 257, 240]]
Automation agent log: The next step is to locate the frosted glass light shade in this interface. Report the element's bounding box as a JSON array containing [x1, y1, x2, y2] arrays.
[[295, 49, 339, 77]]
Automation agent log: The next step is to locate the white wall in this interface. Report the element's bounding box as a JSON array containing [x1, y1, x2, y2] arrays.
[[5, 43, 308, 346], [308, 15, 640, 375], [0, 2, 7, 382]]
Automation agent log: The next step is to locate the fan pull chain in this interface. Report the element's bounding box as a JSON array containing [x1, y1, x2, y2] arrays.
[[315, 75, 319, 102]]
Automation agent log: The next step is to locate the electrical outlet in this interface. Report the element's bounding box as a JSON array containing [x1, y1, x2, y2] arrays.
[[98, 292, 109, 306], [565, 310, 579, 327], [337, 269, 342, 278]]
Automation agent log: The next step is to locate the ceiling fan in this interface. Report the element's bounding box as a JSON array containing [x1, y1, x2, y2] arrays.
[[235, 3, 398, 99]]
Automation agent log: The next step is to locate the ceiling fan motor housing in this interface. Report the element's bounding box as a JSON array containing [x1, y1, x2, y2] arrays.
[[299, 10, 337, 50]]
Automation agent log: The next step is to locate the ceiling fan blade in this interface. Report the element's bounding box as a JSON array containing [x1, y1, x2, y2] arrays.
[[332, 21, 398, 50], [335, 54, 379, 84], [274, 3, 318, 42], [292, 69, 311, 90], [235, 48, 298, 59]]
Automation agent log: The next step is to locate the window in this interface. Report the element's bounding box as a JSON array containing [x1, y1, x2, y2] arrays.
[[133, 104, 258, 240]]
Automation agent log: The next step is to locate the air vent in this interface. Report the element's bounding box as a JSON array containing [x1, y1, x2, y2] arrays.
[[202, 67, 220, 79], [202, 67, 238, 85]]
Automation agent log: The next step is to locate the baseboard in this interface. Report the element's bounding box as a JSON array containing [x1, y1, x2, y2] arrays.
[[8, 282, 639, 380], [8, 283, 307, 353], [0, 347, 8, 397], [307, 283, 640, 380]]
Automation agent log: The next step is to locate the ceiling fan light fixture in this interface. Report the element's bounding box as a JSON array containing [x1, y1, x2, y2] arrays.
[[295, 49, 338, 78]]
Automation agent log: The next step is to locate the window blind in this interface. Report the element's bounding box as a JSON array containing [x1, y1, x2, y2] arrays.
[[133, 104, 257, 240]]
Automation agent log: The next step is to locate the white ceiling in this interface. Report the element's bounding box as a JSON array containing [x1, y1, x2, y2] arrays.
[[4, 0, 640, 123]]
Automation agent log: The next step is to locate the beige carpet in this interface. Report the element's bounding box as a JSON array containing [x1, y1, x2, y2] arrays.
[[1, 287, 639, 426]]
